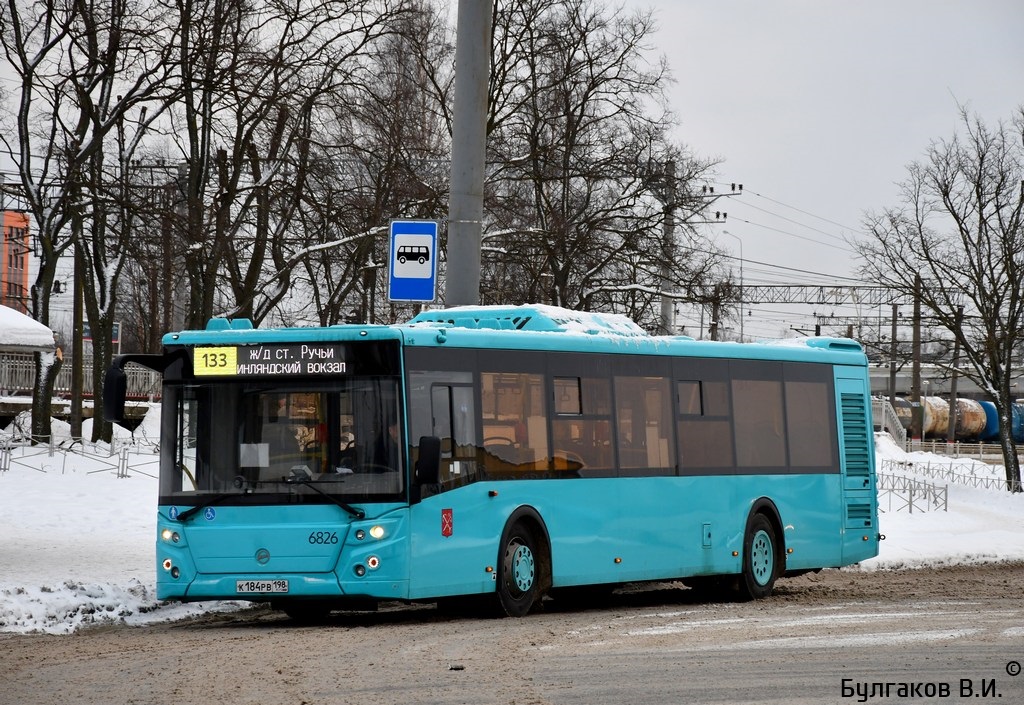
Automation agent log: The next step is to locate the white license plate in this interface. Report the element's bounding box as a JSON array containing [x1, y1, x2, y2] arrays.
[[235, 579, 289, 594]]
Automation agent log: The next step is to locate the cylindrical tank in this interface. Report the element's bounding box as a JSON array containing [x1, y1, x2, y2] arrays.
[[975, 400, 1024, 442], [922, 396, 948, 438], [951, 398, 987, 440], [979, 400, 1000, 441], [1013, 402, 1024, 443], [887, 396, 993, 440]]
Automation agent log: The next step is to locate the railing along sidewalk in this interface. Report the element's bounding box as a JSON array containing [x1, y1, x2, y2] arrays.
[[880, 457, 1011, 492], [876, 471, 948, 513]]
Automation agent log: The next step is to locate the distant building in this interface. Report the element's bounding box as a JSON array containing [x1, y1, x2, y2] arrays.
[[1, 210, 31, 314]]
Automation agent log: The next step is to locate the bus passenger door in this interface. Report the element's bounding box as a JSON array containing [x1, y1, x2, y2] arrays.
[[835, 374, 879, 564], [407, 374, 493, 598]]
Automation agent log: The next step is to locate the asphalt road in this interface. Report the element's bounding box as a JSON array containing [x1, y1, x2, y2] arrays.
[[2, 563, 1022, 705]]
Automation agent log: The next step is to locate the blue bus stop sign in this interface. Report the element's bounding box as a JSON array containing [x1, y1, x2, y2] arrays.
[[388, 220, 438, 303]]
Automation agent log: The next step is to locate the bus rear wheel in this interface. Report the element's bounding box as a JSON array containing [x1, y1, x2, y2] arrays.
[[739, 514, 779, 600], [496, 523, 543, 617]]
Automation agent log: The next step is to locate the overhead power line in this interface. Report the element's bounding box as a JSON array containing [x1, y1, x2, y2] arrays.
[[740, 188, 863, 233], [736, 199, 851, 245], [729, 216, 855, 253], [715, 250, 862, 283]]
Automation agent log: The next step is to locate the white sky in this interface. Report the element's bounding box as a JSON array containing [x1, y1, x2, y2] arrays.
[[626, 0, 1024, 339]]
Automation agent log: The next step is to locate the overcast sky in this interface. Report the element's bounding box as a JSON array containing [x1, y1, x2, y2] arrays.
[[624, 0, 1023, 338]]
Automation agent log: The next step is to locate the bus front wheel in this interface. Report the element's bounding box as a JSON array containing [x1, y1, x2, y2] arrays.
[[739, 514, 779, 600], [496, 523, 542, 617]]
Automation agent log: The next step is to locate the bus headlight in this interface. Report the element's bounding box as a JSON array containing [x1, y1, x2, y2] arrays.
[[369, 525, 385, 540], [161, 529, 180, 543]]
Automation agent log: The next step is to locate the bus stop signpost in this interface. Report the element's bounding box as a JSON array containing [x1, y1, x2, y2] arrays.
[[388, 220, 438, 303]]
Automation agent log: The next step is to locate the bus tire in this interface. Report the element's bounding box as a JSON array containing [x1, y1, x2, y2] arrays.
[[496, 522, 543, 617], [738, 513, 779, 600]]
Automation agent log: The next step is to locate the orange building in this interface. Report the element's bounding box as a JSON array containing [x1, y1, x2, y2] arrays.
[[1, 210, 31, 314]]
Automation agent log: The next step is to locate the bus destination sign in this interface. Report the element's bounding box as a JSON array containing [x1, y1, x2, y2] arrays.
[[193, 344, 347, 377]]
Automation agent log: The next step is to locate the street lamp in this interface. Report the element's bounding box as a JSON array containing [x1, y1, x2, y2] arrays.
[[721, 230, 744, 342]]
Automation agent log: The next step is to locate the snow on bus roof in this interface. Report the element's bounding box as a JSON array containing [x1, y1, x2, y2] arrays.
[[407, 304, 648, 337], [407, 305, 864, 350], [0, 305, 55, 351]]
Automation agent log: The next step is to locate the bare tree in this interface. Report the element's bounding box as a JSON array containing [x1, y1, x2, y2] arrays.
[[290, 1, 451, 326], [165, 0, 411, 329], [479, 0, 723, 328], [116, 154, 185, 354], [857, 106, 1024, 492], [0, 0, 177, 442]]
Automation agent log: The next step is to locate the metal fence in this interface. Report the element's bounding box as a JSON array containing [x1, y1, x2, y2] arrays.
[[0, 352, 161, 400], [879, 457, 1011, 492], [876, 471, 948, 513], [904, 438, 1008, 461], [0, 438, 158, 479]]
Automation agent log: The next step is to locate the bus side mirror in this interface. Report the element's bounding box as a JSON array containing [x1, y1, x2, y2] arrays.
[[415, 435, 441, 485], [103, 365, 128, 423]]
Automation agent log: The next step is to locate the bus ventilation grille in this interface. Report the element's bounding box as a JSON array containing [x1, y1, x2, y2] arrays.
[[840, 392, 871, 478]]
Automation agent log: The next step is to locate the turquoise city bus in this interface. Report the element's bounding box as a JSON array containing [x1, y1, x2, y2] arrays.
[[104, 305, 879, 618]]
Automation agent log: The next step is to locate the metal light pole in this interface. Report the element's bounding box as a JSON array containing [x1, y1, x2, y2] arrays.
[[644, 160, 676, 334], [659, 162, 676, 334], [721, 230, 743, 342], [445, 0, 493, 307]]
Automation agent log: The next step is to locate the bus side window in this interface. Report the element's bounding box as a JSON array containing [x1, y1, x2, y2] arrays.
[[481, 372, 549, 473], [407, 370, 477, 490], [614, 375, 674, 473], [551, 376, 614, 476]]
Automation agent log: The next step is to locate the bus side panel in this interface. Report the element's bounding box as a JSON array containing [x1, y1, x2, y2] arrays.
[[541, 477, 742, 586], [541, 475, 845, 582], [408, 478, 739, 597], [407, 473, 847, 597], [407, 485, 508, 599], [734, 475, 845, 571]]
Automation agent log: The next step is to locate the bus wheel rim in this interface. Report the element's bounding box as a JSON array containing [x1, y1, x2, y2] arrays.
[[510, 544, 535, 593], [750, 529, 773, 586]]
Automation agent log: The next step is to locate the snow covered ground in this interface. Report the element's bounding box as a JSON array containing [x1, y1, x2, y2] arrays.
[[2, 413, 1023, 635]]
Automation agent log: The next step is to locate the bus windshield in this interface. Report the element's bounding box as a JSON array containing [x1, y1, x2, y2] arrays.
[[159, 377, 404, 503]]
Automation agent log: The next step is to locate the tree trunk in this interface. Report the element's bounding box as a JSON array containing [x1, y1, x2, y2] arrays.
[[89, 320, 113, 444], [30, 351, 62, 445], [996, 407, 1023, 493]]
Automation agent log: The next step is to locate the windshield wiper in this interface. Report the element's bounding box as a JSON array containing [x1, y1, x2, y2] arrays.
[[174, 476, 254, 522], [175, 492, 237, 522], [284, 476, 366, 519], [174, 476, 365, 522]]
